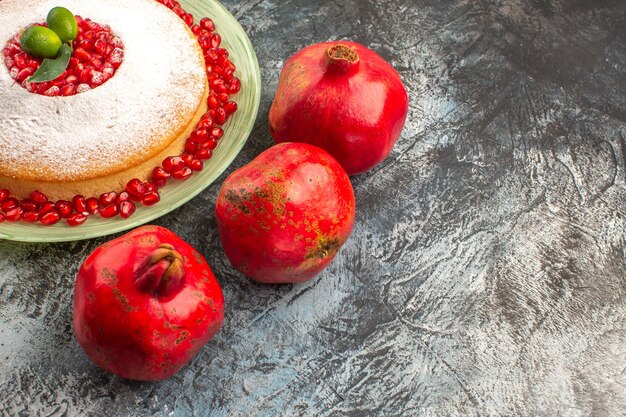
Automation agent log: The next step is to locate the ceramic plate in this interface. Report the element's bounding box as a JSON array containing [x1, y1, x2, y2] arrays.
[[0, 0, 261, 243]]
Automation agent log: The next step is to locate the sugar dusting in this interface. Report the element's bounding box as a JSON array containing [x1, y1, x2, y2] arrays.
[[0, 0, 206, 181]]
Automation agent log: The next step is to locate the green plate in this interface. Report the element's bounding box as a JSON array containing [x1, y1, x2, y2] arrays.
[[0, 0, 261, 243]]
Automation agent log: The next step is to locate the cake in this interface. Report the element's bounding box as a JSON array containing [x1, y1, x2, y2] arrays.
[[0, 0, 240, 225]]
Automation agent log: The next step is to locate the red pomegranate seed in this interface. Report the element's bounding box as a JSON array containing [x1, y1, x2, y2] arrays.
[[195, 148, 213, 160], [185, 140, 198, 154], [20, 198, 39, 212], [210, 34, 221, 48], [94, 39, 107, 54], [207, 95, 220, 109], [214, 108, 227, 125], [40, 210, 61, 226], [162, 156, 185, 173], [224, 100, 238, 115], [172, 167, 193, 180], [200, 139, 218, 150], [100, 204, 119, 218], [191, 127, 210, 143], [16, 67, 35, 82], [183, 13, 194, 27], [200, 17, 215, 32], [30, 190, 48, 204], [22, 211, 39, 223], [143, 182, 157, 193], [141, 191, 160, 206], [55, 200, 73, 218], [119, 200, 136, 218], [5, 207, 23, 221], [65, 74, 78, 84], [39, 201, 56, 215], [152, 167, 170, 182], [85, 197, 100, 214], [217, 92, 229, 103], [197, 116, 214, 129], [211, 127, 224, 140], [73, 195, 88, 214], [60, 83, 76, 96], [115, 192, 130, 205], [181, 153, 194, 165], [1, 198, 18, 212], [229, 78, 241, 94], [125, 178, 146, 200], [0, 189, 9, 202], [191, 24, 202, 36], [67, 213, 88, 226], [99, 191, 117, 206], [74, 47, 91, 61], [189, 159, 203, 172]]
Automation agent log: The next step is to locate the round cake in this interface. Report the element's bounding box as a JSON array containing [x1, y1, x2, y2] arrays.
[[0, 0, 208, 201]]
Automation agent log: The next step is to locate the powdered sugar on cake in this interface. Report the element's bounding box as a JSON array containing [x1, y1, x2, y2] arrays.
[[0, 0, 206, 180]]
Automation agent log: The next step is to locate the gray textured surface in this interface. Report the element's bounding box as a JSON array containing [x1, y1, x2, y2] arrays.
[[1, 0, 625, 416]]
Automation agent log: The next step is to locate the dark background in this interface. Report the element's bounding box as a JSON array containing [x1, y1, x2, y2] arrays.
[[1, 0, 625, 415]]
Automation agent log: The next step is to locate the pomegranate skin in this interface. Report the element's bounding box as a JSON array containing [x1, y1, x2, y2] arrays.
[[215, 143, 355, 284], [269, 41, 409, 175], [73, 225, 224, 381]]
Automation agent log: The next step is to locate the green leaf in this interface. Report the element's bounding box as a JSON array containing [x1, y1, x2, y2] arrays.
[[28, 43, 72, 83]]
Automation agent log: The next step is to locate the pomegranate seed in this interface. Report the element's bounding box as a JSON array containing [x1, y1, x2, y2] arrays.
[[214, 108, 227, 125], [162, 156, 185, 173], [44, 86, 60, 96], [39, 202, 56, 215], [224, 100, 238, 115], [22, 211, 39, 223], [40, 210, 61, 226], [55, 200, 73, 218], [197, 116, 214, 129], [183, 13, 194, 27], [100, 204, 119, 218], [73, 195, 88, 214], [191, 24, 202, 36], [200, 17, 215, 32], [60, 84, 76, 96], [0, 189, 9, 202], [217, 92, 229, 103], [99, 191, 117, 206], [67, 213, 88, 226], [86, 197, 100, 214], [5, 207, 23, 221], [16, 67, 35, 82], [144, 182, 157, 193], [207, 95, 220, 109], [152, 167, 170, 182], [30, 190, 48, 204], [191, 127, 210, 143], [0, 213, 5, 223], [189, 159, 203, 171], [20, 198, 39, 212], [74, 47, 91, 61], [172, 167, 193, 180], [126, 178, 146, 199], [119, 201, 136, 218], [229, 78, 241, 94], [1, 198, 18, 212], [200, 139, 218, 150], [195, 148, 213, 160], [115, 192, 130, 205], [210, 34, 221, 48], [94, 39, 107, 54], [211, 127, 224, 140], [65, 74, 78, 84], [185, 140, 198, 154], [141, 191, 161, 206]]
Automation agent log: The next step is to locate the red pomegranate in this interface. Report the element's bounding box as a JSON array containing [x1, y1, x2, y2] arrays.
[[215, 143, 355, 284], [73, 225, 224, 381], [269, 41, 409, 175]]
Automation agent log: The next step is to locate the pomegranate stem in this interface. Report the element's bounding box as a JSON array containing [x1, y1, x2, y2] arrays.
[[324, 44, 360, 75], [135, 244, 186, 297]]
